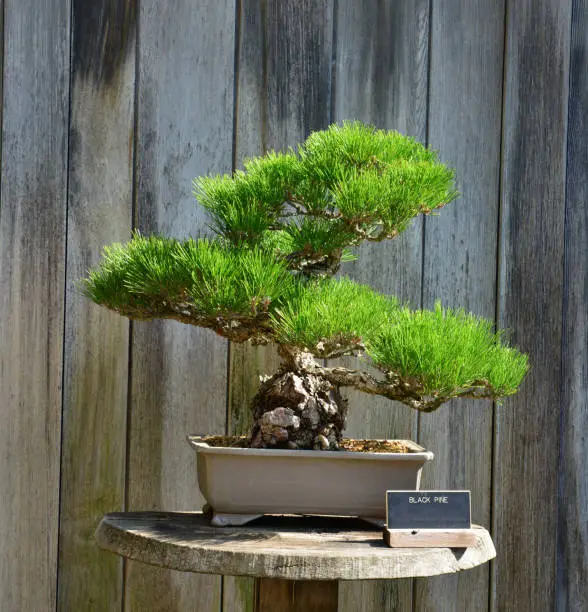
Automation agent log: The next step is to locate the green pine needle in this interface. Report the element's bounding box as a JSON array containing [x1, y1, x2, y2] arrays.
[[82, 122, 529, 407], [367, 302, 529, 397], [82, 234, 295, 319], [271, 277, 396, 354], [193, 151, 300, 244], [193, 121, 458, 258]]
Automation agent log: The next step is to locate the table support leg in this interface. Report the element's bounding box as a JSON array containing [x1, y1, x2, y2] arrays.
[[255, 578, 338, 612]]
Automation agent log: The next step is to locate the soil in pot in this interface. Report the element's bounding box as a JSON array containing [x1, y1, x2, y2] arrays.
[[197, 435, 415, 454]]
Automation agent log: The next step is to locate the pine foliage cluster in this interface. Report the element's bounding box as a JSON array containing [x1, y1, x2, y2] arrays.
[[195, 121, 457, 271], [367, 304, 529, 398], [84, 122, 528, 409]]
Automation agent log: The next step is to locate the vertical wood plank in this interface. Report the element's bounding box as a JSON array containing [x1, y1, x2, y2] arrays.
[[332, 0, 427, 455], [224, 3, 334, 610], [415, 2, 505, 611], [256, 579, 338, 612], [264, 0, 334, 151], [339, 580, 415, 612], [493, 1, 571, 610], [558, 3, 588, 609], [256, 579, 292, 612], [0, 1, 70, 610], [223, 573, 256, 612], [58, 3, 136, 610], [228, 0, 335, 435], [293, 581, 338, 612], [332, 2, 429, 610], [223, 2, 267, 609], [227, 0, 275, 442], [0, 0, 3, 168], [125, 2, 235, 611]]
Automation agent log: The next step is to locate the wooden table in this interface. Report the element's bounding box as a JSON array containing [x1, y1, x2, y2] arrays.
[[96, 512, 495, 612]]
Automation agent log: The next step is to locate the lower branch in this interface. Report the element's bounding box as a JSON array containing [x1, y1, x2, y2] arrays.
[[111, 302, 274, 344], [278, 345, 499, 413]]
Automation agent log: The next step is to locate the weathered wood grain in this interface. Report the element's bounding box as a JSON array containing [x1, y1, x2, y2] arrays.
[[0, 1, 3, 158], [0, 3, 586, 611], [223, 573, 256, 612], [225, 3, 334, 610], [264, 0, 334, 151], [223, 2, 283, 609], [384, 529, 478, 549], [493, 1, 571, 610], [332, 0, 427, 462], [228, 0, 335, 443], [257, 579, 338, 612], [0, 1, 70, 610], [415, 2, 506, 611], [332, 2, 429, 609], [227, 0, 277, 436], [57, 3, 136, 611], [256, 579, 293, 612], [557, 1, 588, 610], [340, 581, 415, 612], [125, 2, 235, 611], [233, 0, 264, 164], [97, 512, 496, 579]]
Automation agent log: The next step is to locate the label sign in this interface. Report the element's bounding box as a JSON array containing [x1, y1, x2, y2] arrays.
[[386, 490, 471, 529]]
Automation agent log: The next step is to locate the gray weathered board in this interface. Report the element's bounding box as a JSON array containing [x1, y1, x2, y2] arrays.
[[0, 1, 586, 611], [493, 1, 571, 611], [414, 3, 505, 609], [333, 2, 429, 608], [226, 4, 335, 609], [57, 3, 135, 611], [222, 0, 264, 586], [0, 2, 70, 611], [124, 3, 234, 611], [558, 1, 588, 609]]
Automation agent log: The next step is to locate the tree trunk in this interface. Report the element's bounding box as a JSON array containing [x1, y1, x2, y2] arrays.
[[249, 365, 348, 451]]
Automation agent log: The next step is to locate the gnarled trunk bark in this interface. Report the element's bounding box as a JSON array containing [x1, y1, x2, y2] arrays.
[[249, 361, 348, 450]]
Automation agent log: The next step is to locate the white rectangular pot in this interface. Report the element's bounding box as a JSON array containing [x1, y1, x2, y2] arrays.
[[188, 437, 434, 526]]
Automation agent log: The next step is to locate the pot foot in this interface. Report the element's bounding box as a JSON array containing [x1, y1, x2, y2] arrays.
[[211, 512, 264, 527]]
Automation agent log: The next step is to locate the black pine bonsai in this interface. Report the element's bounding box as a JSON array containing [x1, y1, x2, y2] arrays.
[[84, 122, 528, 450]]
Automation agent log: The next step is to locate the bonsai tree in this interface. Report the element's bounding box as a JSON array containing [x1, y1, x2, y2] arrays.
[[84, 122, 528, 451]]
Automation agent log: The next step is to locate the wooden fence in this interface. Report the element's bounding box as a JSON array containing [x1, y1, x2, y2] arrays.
[[0, 1, 586, 610]]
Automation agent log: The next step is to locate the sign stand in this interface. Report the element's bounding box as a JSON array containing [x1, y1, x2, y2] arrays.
[[383, 527, 479, 548]]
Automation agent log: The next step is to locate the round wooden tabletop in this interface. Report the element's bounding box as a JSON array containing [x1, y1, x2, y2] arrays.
[[95, 512, 495, 581]]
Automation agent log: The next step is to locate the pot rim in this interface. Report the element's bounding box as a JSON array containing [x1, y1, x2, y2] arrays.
[[186, 435, 434, 462]]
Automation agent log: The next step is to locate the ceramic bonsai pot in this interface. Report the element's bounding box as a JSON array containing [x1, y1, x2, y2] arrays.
[[188, 436, 434, 526]]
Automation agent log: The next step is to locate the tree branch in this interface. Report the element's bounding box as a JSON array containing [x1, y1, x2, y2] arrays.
[[277, 345, 501, 413], [109, 302, 275, 344]]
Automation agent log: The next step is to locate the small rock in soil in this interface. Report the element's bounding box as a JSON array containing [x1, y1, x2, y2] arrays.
[[315, 434, 330, 450]]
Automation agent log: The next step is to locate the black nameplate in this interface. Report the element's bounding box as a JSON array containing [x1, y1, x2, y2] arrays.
[[386, 491, 471, 529]]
